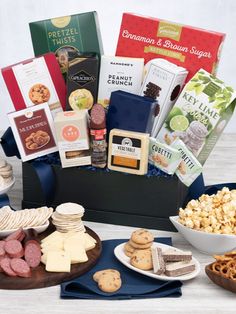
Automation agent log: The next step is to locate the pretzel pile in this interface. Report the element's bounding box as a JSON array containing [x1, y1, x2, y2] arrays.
[[211, 251, 236, 281]]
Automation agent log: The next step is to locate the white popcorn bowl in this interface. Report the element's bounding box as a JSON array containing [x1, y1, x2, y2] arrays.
[[169, 216, 236, 255]]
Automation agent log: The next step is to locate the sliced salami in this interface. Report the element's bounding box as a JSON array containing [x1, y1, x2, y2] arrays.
[[24, 241, 41, 268], [23, 229, 40, 245], [0, 240, 6, 250], [0, 257, 17, 277], [5, 228, 25, 242], [4, 240, 24, 258], [0, 247, 5, 257], [10, 258, 31, 278]]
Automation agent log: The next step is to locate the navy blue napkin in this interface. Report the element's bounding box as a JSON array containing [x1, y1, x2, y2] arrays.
[[60, 238, 182, 300]]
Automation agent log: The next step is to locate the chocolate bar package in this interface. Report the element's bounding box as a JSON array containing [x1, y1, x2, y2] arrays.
[[66, 53, 99, 111], [97, 55, 144, 108], [116, 13, 225, 81], [157, 69, 236, 165], [29, 12, 103, 75], [1, 53, 66, 116], [140, 59, 188, 137], [107, 90, 159, 135]]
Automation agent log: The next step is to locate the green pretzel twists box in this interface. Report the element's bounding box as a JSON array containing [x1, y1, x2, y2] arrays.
[[157, 69, 236, 165], [29, 12, 103, 75]]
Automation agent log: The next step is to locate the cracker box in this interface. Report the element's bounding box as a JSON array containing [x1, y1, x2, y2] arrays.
[[116, 13, 225, 81], [1, 53, 66, 116], [140, 58, 188, 136], [8, 104, 58, 162], [157, 69, 236, 165], [97, 55, 144, 108], [66, 53, 99, 111], [29, 12, 103, 75]]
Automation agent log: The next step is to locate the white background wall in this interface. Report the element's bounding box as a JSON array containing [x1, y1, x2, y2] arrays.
[[0, 0, 236, 132]]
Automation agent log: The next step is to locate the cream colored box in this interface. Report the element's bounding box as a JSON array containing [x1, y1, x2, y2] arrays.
[[54, 110, 91, 168]]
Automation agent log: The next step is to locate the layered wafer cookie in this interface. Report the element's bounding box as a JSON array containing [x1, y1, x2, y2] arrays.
[[165, 261, 195, 277], [151, 247, 165, 275], [163, 249, 192, 262]]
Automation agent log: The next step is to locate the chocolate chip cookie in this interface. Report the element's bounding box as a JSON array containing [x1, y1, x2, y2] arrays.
[[29, 84, 50, 105]]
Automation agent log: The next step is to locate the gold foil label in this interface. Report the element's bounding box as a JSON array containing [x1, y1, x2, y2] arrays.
[[144, 46, 185, 62], [157, 21, 182, 41], [51, 16, 71, 28]]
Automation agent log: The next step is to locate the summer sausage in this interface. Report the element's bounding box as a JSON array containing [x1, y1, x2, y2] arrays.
[[0, 257, 17, 277], [10, 258, 31, 278], [0, 247, 5, 257], [5, 228, 25, 242], [0, 240, 6, 250], [4, 240, 24, 258], [24, 241, 41, 268]]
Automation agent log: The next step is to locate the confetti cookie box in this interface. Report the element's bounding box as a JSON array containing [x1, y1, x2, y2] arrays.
[[21, 162, 189, 231], [116, 13, 225, 81]]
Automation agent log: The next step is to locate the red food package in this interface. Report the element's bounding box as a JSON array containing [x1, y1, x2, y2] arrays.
[[2, 52, 66, 115], [116, 13, 225, 82]]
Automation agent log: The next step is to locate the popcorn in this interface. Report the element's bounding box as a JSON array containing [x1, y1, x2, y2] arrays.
[[178, 187, 236, 235]]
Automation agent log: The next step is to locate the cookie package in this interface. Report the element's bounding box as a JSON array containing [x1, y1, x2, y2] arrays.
[[116, 13, 225, 81], [157, 69, 236, 165], [1, 53, 66, 117], [7, 103, 58, 162], [29, 12, 103, 76]]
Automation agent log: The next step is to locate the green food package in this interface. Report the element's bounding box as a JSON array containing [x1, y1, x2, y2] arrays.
[[157, 69, 236, 165], [29, 12, 103, 75]]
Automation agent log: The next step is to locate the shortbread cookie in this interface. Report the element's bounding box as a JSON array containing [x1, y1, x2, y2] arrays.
[[93, 269, 120, 282], [97, 272, 122, 293], [130, 249, 153, 270], [131, 229, 154, 245], [0, 159, 6, 168], [129, 239, 152, 249]]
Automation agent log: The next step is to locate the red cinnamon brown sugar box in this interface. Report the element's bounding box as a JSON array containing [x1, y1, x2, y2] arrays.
[[116, 13, 225, 81]]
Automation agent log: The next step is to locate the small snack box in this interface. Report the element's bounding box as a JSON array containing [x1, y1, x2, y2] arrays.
[[149, 137, 181, 175], [8, 103, 58, 162], [97, 55, 144, 108], [140, 59, 188, 137], [116, 13, 225, 81], [29, 12, 103, 75], [1, 53, 66, 116], [108, 129, 149, 175], [54, 110, 91, 168], [66, 53, 99, 111]]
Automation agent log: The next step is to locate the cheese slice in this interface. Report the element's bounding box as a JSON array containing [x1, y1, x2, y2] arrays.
[[41, 239, 64, 253], [41, 231, 64, 244], [64, 240, 88, 264], [84, 233, 96, 251], [64, 232, 86, 247], [46, 251, 71, 272], [41, 254, 47, 265]]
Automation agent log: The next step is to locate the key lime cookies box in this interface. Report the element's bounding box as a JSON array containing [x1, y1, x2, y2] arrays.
[[29, 12, 103, 75], [116, 13, 225, 81], [157, 69, 236, 165]]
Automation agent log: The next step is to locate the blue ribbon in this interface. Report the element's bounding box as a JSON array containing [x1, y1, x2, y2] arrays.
[[1, 127, 20, 158], [31, 160, 56, 206]]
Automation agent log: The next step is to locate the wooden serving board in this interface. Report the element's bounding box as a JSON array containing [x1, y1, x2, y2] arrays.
[[0, 225, 102, 290]]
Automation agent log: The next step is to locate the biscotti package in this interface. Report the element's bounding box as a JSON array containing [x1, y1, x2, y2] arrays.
[[1, 53, 66, 116], [171, 138, 202, 187], [140, 59, 188, 137], [66, 53, 99, 111], [107, 90, 158, 135], [29, 12, 103, 75], [116, 13, 225, 81], [97, 55, 144, 108], [149, 137, 181, 175], [8, 104, 58, 162], [108, 129, 149, 175], [157, 69, 236, 165], [54, 110, 91, 168]]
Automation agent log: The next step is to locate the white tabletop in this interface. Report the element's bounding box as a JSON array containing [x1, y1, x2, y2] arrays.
[[1, 134, 236, 313]]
